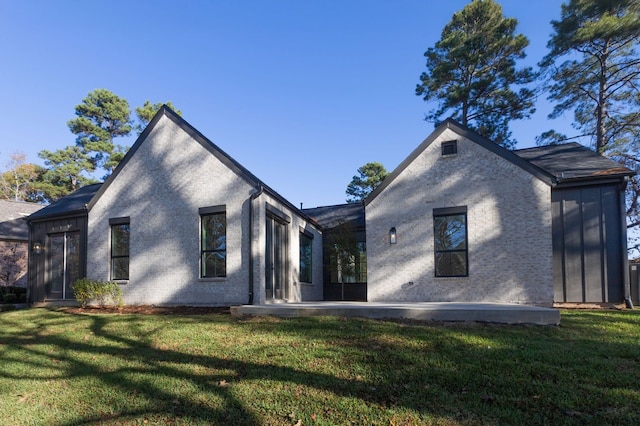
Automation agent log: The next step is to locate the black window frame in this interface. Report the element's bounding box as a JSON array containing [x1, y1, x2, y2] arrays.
[[199, 206, 227, 279], [441, 140, 458, 156], [109, 217, 130, 281], [299, 228, 313, 283], [433, 206, 468, 277]]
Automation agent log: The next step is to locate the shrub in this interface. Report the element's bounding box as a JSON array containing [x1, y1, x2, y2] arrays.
[[2, 293, 17, 304], [72, 278, 124, 308]]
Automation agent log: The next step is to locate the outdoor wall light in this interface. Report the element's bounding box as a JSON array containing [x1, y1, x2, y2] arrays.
[[32, 241, 44, 254], [389, 227, 397, 244]]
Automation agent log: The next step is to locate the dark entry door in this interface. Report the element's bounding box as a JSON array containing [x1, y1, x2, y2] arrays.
[[266, 216, 287, 300], [47, 232, 80, 300]]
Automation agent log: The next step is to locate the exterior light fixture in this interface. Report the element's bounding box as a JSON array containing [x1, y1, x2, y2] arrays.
[[389, 227, 397, 244], [32, 241, 44, 254]]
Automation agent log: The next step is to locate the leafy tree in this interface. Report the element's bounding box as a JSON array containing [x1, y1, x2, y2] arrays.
[[37, 147, 97, 202], [416, 0, 536, 148], [0, 152, 39, 201], [540, 0, 640, 153], [135, 101, 182, 135], [68, 89, 133, 176], [346, 162, 388, 203]]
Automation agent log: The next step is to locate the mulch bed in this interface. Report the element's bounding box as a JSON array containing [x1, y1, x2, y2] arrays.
[[62, 305, 231, 315]]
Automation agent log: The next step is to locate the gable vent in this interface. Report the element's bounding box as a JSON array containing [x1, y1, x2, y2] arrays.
[[441, 140, 458, 156]]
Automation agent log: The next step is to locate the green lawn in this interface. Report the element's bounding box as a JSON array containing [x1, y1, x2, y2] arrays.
[[1, 308, 639, 425]]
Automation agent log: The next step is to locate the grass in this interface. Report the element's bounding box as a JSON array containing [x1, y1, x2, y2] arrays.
[[0, 309, 639, 425]]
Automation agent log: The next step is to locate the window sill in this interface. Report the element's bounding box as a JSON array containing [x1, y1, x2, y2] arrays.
[[113, 280, 129, 285], [434, 276, 469, 280], [198, 277, 227, 283], [300, 281, 314, 286]]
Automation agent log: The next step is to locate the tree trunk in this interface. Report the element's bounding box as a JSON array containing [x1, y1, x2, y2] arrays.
[[595, 39, 610, 153]]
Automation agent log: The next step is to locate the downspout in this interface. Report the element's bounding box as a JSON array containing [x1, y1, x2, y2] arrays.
[[248, 185, 264, 305], [621, 177, 634, 309]]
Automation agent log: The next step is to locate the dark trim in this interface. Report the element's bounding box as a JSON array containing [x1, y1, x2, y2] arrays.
[[441, 140, 458, 156], [108, 216, 130, 225], [299, 226, 314, 239], [198, 205, 226, 215], [433, 208, 469, 278], [433, 206, 467, 216], [365, 119, 556, 206], [554, 176, 628, 188], [266, 203, 291, 224], [27, 210, 88, 223]]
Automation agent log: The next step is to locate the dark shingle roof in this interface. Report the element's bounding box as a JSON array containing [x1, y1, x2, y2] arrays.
[[27, 184, 102, 221], [0, 200, 43, 240], [303, 203, 365, 229], [514, 143, 634, 181]]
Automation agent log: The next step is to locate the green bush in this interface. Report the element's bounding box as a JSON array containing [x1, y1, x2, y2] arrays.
[[2, 293, 17, 304], [72, 278, 124, 308]]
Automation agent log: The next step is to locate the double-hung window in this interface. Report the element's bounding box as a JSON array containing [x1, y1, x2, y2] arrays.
[[299, 229, 313, 283], [200, 206, 226, 278], [433, 207, 468, 277], [110, 217, 130, 280]]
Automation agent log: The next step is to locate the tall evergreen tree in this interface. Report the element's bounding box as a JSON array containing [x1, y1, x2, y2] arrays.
[[540, 0, 640, 242], [416, 0, 536, 149], [37, 147, 97, 202], [67, 89, 133, 176], [540, 0, 640, 153], [346, 162, 388, 203], [135, 101, 182, 135]]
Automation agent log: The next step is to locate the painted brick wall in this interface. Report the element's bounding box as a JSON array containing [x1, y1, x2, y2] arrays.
[[87, 115, 256, 306], [251, 194, 324, 305], [366, 128, 554, 306]]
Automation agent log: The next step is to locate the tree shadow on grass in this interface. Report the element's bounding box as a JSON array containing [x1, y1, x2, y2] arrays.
[[1, 309, 639, 425]]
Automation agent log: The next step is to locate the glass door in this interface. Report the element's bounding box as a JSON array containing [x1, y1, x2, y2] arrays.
[[266, 216, 287, 300], [46, 232, 80, 300]]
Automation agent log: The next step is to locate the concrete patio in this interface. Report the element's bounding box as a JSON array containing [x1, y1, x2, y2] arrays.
[[230, 301, 561, 325]]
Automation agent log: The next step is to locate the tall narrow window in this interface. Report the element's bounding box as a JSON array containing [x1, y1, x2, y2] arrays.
[[110, 217, 130, 280], [433, 207, 468, 277], [200, 207, 226, 278], [299, 230, 313, 283]]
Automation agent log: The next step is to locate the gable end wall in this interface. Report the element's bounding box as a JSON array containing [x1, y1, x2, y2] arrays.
[[365, 129, 554, 306]]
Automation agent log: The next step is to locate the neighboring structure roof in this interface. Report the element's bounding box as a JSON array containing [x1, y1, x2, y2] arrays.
[[27, 184, 102, 222], [303, 203, 365, 229], [0, 200, 43, 240], [514, 143, 635, 183]]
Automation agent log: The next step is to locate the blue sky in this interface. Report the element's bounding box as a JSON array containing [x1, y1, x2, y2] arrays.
[[0, 1, 573, 208]]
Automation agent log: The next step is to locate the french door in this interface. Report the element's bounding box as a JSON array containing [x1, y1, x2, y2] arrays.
[[265, 216, 287, 300], [47, 232, 80, 300]]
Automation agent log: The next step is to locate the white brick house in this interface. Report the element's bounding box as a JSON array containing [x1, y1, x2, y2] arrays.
[[365, 119, 633, 307], [28, 112, 633, 307], [28, 107, 323, 306]]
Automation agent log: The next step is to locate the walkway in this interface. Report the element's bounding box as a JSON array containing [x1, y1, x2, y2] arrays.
[[231, 301, 560, 325]]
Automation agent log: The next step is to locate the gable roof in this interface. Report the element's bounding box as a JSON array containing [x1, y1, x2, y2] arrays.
[[365, 119, 556, 206], [34, 106, 317, 227], [303, 203, 365, 230], [0, 200, 43, 239], [514, 143, 635, 183], [27, 184, 101, 222], [365, 119, 636, 206]]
